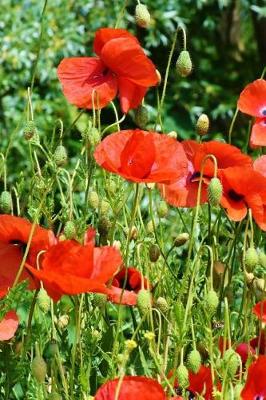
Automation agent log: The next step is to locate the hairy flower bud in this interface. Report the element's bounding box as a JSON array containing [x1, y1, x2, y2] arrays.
[[176, 50, 192, 77], [204, 290, 219, 316], [208, 177, 223, 207], [223, 348, 240, 378], [63, 220, 76, 240], [244, 247, 259, 272], [90, 127, 101, 146], [149, 244, 160, 262], [88, 191, 99, 209], [23, 121, 37, 140], [174, 232, 189, 247], [135, 105, 149, 129], [56, 315, 69, 330], [54, 145, 67, 167], [0, 191, 12, 213], [187, 349, 201, 374], [176, 364, 189, 389], [196, 113, 210, 136], [155, 297, 169, 314], [37, 288, 50, 314], [157, 200, 168, 218], [135, 3, 151, 28], [137, 289, 152, 315], [31, 355, 47, 383]]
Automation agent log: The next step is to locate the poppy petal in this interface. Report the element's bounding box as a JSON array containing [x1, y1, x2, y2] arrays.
[[91, 247, 122, 282], [118, 77, 147, 113], [57, 57, 118, 109], [241, 355, 266, 399], [254, 155, 266, 177], [238, 79, 266, 117], [0, 311, 19, 341], [106, 286, 138, 306], [250, 118, 266, 147], [253, 300, 266, 323], [94, 28, 139, 56]]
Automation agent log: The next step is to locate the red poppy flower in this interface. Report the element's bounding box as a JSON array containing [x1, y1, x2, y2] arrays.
[[219, 167, 266, 230], [253, 300, 266, 323], [94, 376, 166, 400], [0, 215, 56, 297], [94, 129, 188, 183], [26, 232, 122, 301], [172, 365, 214, 400], [235, 343, 255, 365], [237, 79, 266, 147], [0, 311, 19, 341], [254, 155, 266, 177], [57, 28, 159, 113], [106, 267, 150, 306], [159, 140, 252, 207], [250, 332, 266, 355], [241, 355, 266, 399]]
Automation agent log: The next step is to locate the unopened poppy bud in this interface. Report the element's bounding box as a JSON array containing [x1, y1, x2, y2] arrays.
[[125, 339, 137, 352], [253, 278, 265, 292], [174, 232, 189, 247], [23, 121, 37, 140], [149, 244, 160, 262], [134, 105, 149, 129], [244, 247, 259, 272], [208, 177, 223, 207], [223, 348, 240, 378], [259, 251, 266, 268], [137, 289, 152, 315], [0, 191, 12, 213], [37, 288, 50, 314], [167, 130, 178, 139], [196, 113, 210, 136], [155, 297, 169, 314], [88, 191, 99, 209], [92, 293, 107, 308], [135, 3, 151, 28], [176, 50, 192, 77], [156, 69, 161, 84], [127, 225, 138, 240], [157, 200, 168, 218], [187, 349, 201, 374], [99, 200, 110, 215], [244, 271, 254, 284], [90, 127, 101, 146], [48, 393, 62, 400], [63, 220, 76, 240], [31, 355, 47, 383], [98, 217, 111, 236], [204, 290, 219, 316], [54, 145, 67, 167], [176, 364, 189, 389], [56, 315, 69, 330], [146, 219, 155, 234], [45, 339, 58, 359]]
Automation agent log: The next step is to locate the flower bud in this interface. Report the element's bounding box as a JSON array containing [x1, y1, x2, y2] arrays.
[[137, 289, 152, 315], [223, 348, 240, 378], [155, 297, 169, 314], [244, 247, 259, 272], [56, 314, 69, 330], [54, 145, 67, 167], [89, 127, 101, 146], [157, 200, 168, 218], [187, 349, 201, 374], [98, 217, 111, 236], [31, 355, 47, 383], [127, 225, 138, 241], [0, 191, 12, 213], [208, 177, 223, 207], [176, 364, 189, 389], [146, 219, 155, 234], [135, 105, 149, 129], [135, 3, 151, 28], [174, 232, 189, 247], [37, 288, 50, 314], [45, 339, 58, 359], [23, 121, 37, 140], [99, 199, 110, 215], [176, 50, 192, 77], [167, 130, 178, 139], [149, 244, 160, 262], [156, 69, 161, 85], [63, 220, 76, 240], [204, 290, 219, 316], [196, 114, 210, 136]]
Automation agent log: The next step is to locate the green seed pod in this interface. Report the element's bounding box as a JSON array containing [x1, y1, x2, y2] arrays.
[[149, 244, 160, 262], [204, 290, 219, 316], [174, 232, 189, 247], [23, 121, 37, 140], [99, 200, 110, 216], [88, 191, 99, 209], [92, 293, 107, 308], [157, 200, 168, 218], [155, 296, 169, 314], [54, 145, 67, 167], [31, 355, 47, 383], [0, 191, 12, 213], [90, 127, 101, 146], [137, 289, 152, 315], [187, 349, 201, 374], [196, 113, 210, 136], [98, 217, 111, 236], [208, 177, 223, 207], [258, 251, 266, 268], [135, 3, 151, 28], [63, 220, 76, 240], [134, 105, 149, 129], [176, 364, 189, 389], [244, 247, 259, 272], [176, 50, 192, 77], [37, 288, 50, 314], [223, 348, 240, 378]]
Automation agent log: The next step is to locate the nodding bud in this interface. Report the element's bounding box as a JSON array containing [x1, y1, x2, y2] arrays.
[[0, 191, 12, 213], [64, 220, 76, 240], [135, 3, 151, 28], [176, 364, 189, 389], [155, 296, 169, 314], [157, 200, 168, 218], [156, 69, 162, 85], [37, 288, 50, 313], [88, 191, 99, 209], [208, 177, 223, 207], [187, 349, 201, 374], [167, 130, 178, 139], [204, 289, 219, 316], [223, 349, 240, 378], [99, 199, 110, 215], [176, 50, 192, 77], [137, 289, 152, 315], [23, 121, 37, 140], [56, 314, 69, 330], [174, 232, 189, 247], [90, 127, 101, 146], [149, 244, 160, 262], [31, 354, 47, 383], [196, 113, 210, 136], [54, 145, 67, 167], [146, 219, 155, 234], [244, 247, 259, 272], [134, 105, 149, 129], [127, 225, 138, 241]]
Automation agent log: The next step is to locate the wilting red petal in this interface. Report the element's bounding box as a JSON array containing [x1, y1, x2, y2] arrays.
[[254, 155, 266, 177], [95, 376, 166, 400], [253, 300, 266, 323], [94, 28, 139, 56], [57, 57, 117, 109], [118, 77, 147, 113], [238, 79, 266, 117], [100, 37, 158, 87], [241, 355, 266, 399], [94, 130, 188, 184], [0, 311, 19, 341], [250, 118, 266, 147]]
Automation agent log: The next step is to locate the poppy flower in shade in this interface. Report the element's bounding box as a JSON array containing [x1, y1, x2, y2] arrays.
[[94, 376, 166, 400], [219, 167, 266, 230], [159, 140, 252, 208], [0, 311, 19, 341], [235, 343, 255, 365], [0, 215, 56, 296], [237, 79, 266, 147], [94, 129, 188, 184], [250, 332, 266, 355], [253, 300, 266, 323], [254, 155, 266, 177], [57, 28, 159, 114], [106, 267, 150, 306], [241, 355, 266, 399], [26, 232, 122, 302]]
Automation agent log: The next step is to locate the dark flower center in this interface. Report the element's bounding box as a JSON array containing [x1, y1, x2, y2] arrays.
[[228, 189, 244, 202], [190, 171, 201, 181], [262, 108, 266, 116], [10, 240, 27, 254]]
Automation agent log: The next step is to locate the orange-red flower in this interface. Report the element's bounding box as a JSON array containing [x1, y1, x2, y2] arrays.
[[106, 266, 150, 306], [172, 365, 214, 400], [159, 140, 252, 207], [219, 167, 266, 230], [57, 28, 159, 113], [241, 355, 266, 399], [254, 155, 266, 177], [0, 311, 19, 341], [94, 129, 188, 183], [94, 376, 166, 400], [237, 79, 266, 147], [0, 215, 56, 297], [26, 231, 122, 301], [253, 300, 266, 323]]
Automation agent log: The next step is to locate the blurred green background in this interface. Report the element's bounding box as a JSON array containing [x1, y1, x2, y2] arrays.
[[0, 0, 265, 164]]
